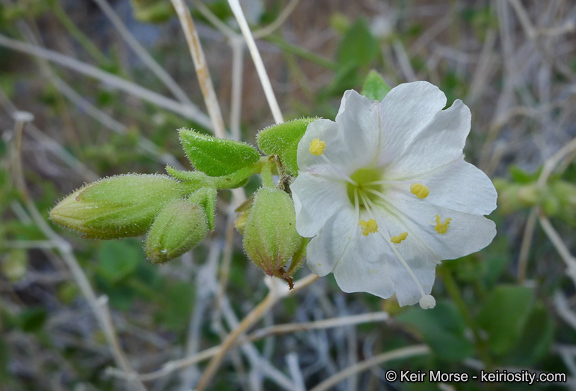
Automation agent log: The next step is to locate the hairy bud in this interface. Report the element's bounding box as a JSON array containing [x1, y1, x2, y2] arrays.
[[243, 187, 305, 285], [50, 174, 191, 239], [145, 199, 208, 264]]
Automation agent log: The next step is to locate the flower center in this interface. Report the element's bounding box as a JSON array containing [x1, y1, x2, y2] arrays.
[[346, 167, 384, 208]]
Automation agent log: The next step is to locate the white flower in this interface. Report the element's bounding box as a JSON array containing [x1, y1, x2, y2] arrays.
[[290, 82, 497, 308]]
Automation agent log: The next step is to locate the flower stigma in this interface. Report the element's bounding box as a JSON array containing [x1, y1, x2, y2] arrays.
[[390, 232, 408, 243], [410, 183, 429, 199], [309, 138, 326, 156], [434, 215, 452, 234], [359, 219, 378, 236], [346, 167, 385, 208]]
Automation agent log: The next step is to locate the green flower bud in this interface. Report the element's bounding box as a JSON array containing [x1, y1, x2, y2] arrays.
[[1, 249, 28, 282], [542, 192, 560, 216], [243, 187, 305, 284], [50, 174, 192, 239], [517, 184, 542, 206], [145, 198, 208, 264], [130, 0, 174, 24], [497, 184, 521, 214], [552, 181, 576, 205]]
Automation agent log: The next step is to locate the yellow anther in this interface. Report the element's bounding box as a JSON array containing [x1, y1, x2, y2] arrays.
[[410, 183, 429, 199], [434, 215, 452, 234], [390, 232, 408, 243], [309, 138, 326, 156], [359, 219, 378, 236]]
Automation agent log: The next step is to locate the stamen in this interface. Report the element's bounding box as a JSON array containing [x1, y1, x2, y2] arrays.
[[359, 219, 378, 236], [363, 179, 406, 185], [354, 188, 360, 226], [360, 195, 427, 299], [320, 154, 357, 186], [309, 138, 326, 156], [390, 232, 408, 243], [419, 295, 436, 309], [434, 215, 451, 234], [364, 188, 387, 202], [410, 183, 429, 199]]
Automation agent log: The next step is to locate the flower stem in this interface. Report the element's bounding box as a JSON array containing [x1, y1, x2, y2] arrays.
[[260, 158, 276, 188], [437, 264, 494, 370]]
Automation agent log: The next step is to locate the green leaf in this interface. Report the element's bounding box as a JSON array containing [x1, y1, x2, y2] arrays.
[[397, 301, 474, 362], [155, 281, 194, 332], [337, 18, 378, 67], [18, 307, 48, 333], [509, 165, 540, 184], [504, 304, 554, 366], [476, 285, 534, 355], [179, 128, 260, 176], [0, 339, 10, 381], [257, 118, 319, 174], [327, 62, 361, 97], [361, 70, 391, 101], [130, 0, 174, 24], [97, 240, 141, 284]]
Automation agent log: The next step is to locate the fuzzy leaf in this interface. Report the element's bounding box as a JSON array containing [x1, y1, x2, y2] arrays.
[[337, 18, 378, 67], [179, 128, 260, 176]]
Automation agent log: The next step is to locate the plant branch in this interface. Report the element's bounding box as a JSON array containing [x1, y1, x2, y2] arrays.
[[309, 345, 430, 391], [194, 274, 318, 390], [227, 0, 283, 124], [0, 33, 211, 128], [171, 0, 226, 138], [92, 0, 194, 105]]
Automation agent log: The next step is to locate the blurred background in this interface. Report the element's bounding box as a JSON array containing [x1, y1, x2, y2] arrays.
[[1, 0, 576, 390]]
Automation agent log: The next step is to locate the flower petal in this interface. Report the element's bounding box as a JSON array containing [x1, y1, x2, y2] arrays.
[[291, 172, 349, 238], [380, 196, 497, 262], [331, 219, 436, 306], [306, 208, 358, 276], [334, 90, 383, 169], [382, 99, 471, 177], [390, 159, 497, 215], [378, 82, 447, 164], [297, 119, 351, 174]]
